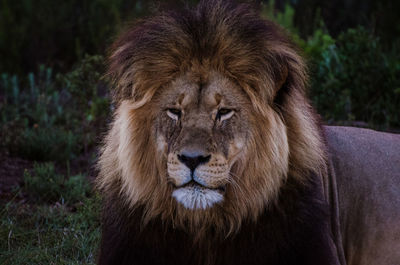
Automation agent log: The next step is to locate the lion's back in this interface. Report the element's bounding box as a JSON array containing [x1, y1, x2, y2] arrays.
[[325, 126, 400, 265]]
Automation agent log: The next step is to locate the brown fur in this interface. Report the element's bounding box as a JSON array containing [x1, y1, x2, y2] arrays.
[[97, 0, 330, 264]]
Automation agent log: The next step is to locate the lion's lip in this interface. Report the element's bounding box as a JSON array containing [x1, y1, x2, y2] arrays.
[[177, 180, 226, 193]]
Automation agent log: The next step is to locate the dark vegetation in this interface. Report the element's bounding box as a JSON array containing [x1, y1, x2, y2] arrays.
[[0, 0, 399, 263]]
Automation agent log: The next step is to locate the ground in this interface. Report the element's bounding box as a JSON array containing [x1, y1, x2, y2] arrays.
[[0, 150, 100, 265]]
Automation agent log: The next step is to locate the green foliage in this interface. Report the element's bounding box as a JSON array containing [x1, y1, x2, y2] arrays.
[[262, 1, 335, 59], [262, 2, 400, 129], [14, 127, 77, 161], [64, 175, 92, 204], [310, 27, 400, 128], [58, 55, 109, 123], [0, 195, 100, 264], [301, 28, 335, 60], [24, 162, 91, 204], [0, 55, 109, 161], [24, 163, 65, 202]]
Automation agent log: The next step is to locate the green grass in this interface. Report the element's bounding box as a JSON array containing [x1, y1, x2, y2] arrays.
[[23, 162, 91, 204], [0, 193, 100, 265]]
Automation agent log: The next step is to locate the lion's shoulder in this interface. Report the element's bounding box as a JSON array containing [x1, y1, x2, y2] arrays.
[[324, 125, 400, 176], [324, 125, 400, 198]]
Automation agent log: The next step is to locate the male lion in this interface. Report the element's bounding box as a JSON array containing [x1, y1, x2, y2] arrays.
[[97, 1, 400, 265]]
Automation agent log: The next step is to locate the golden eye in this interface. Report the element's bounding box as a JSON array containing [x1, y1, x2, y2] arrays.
[[167, 108, 181, 120], [217, 108, 234, 121]]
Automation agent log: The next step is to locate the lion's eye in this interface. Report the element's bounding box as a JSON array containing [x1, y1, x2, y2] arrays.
[[216, 108, 234, 121], [167, 108, 181, 120]]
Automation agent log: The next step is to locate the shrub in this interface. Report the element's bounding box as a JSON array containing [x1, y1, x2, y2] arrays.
[[310, 27, 400, 128], [13, 127, 77, 161], [64, 174, 91, 204], [58, 54, 109, 124], [0, 55, 110, 159], [262, 2, 400, 129], [24, 162, 91, 204], [24, 162, 65, 202]]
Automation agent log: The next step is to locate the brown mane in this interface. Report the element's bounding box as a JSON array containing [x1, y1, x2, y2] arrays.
[[97, 0, 327, 238]]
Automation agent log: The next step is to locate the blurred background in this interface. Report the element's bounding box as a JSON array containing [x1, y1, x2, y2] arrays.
[[0, 0, 399, 263]]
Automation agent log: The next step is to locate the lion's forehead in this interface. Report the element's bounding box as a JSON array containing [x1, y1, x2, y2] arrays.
[[159, 72, 249, 111]]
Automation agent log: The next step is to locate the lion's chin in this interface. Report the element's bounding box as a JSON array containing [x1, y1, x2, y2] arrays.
[[172, 184, 224, 210]]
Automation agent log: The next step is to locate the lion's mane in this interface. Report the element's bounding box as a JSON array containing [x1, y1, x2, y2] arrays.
[[97, 0, 327, 239]]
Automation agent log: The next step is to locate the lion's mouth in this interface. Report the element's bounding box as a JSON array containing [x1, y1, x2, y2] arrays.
[[180, 180, 226, 192], [172, 182, 225, 209]]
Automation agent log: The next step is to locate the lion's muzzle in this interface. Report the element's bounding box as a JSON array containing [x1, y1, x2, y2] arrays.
[[168, 149, 229, 209]]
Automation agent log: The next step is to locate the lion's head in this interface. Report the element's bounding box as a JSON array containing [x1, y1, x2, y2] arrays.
[[98, 0, 326, 235]]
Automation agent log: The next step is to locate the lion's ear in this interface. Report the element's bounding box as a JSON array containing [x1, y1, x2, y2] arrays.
[[272, 46, 308, 107], [275, 64, 289, 92], [273, 64, 290, 108]]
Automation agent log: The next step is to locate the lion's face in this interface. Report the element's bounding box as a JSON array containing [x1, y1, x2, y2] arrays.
[[100, 68, 292, 232], [155, 72, 249, 209]]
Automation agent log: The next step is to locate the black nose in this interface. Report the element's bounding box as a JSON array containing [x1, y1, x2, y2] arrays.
[[177, 152, 211, 172]]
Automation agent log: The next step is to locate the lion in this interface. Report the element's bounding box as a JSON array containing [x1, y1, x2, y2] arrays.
[[96, 1, 400, 265]]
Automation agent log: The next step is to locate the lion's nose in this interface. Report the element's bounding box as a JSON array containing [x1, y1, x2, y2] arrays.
[[177, 151, 211, 172]]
